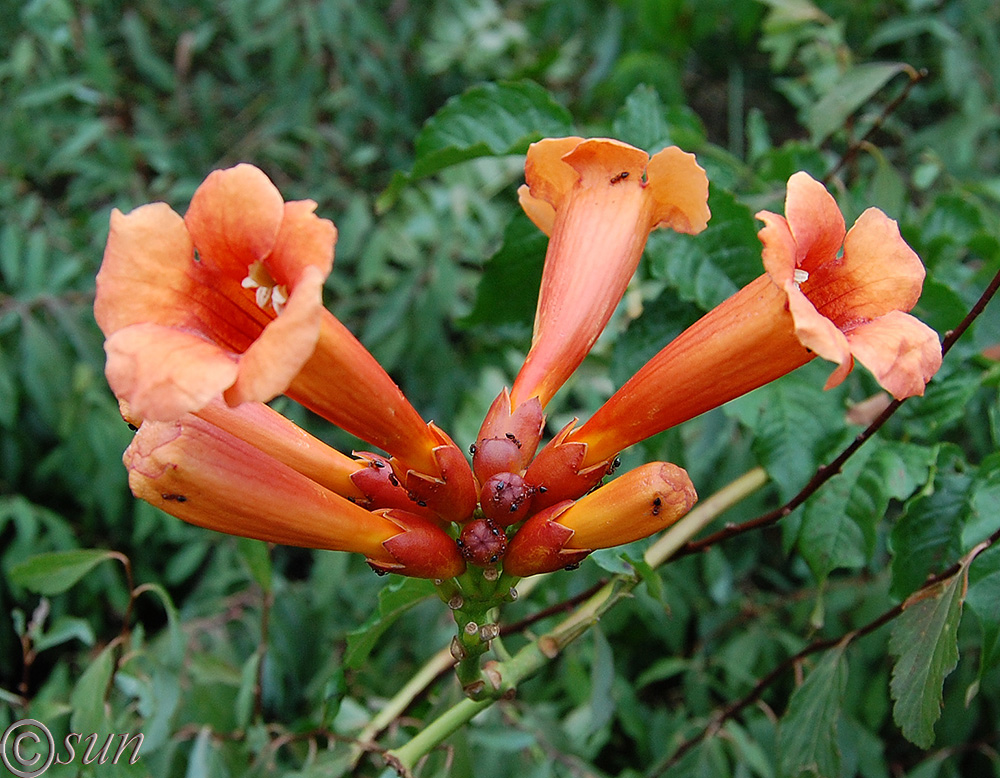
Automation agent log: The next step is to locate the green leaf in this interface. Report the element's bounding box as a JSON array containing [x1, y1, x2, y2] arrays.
[[70, 642, 116, 734], [799, 441, 936, 586], [459, 211, 546, 332], [888, 570, 967, 749], [344, 578, 437, 669], [379, 80, 572, 208], [611, 84, 707, 153], [9, 549, 120, 595], [727, 364, 846, 501], [234, 652, 262, 730], [777, 642, 848, 778], [804, 62, 909, 143], [646, 187, 763, 311], [966, 568, 1000, 671], [890, 466, 968, 599], [237, 537, 273, 593]]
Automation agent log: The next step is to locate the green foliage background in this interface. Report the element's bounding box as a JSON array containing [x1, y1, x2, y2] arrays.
[[2, 0, 1000, 776]]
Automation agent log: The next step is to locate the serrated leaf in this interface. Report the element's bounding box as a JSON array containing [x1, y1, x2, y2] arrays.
[[611, 84, 707, 153], [778, 643, 848, 778], [344, 578, 437, 669], [646, 187, 762, 311], [888, 570, 966, 748], [379, 80, 572, 208], [805, 62, 909, 143], [798, 467, 869, 585], [9, 549, 119, 595]]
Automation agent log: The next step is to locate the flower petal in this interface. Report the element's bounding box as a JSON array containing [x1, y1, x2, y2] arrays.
[[266, 199, 336, 286], [846, 311, 942, 399], [644, 145, 710, 234], [184, 164, 285, 279], [95, 204, 197, 334], [224, 265, 325, 407], [517, 184, 556, 236], [785, 282, 853, 382], [522, 136, 585, 208], [105, 324, 239, 421], [784, 171, 845, 273], [756, 210, 797, 288], [808, 208, 925, 326]]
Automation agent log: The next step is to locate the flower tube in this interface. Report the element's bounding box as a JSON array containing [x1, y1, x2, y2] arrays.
[[124, 412, 466, 579], [96, 164, 475, 522], [508, 137, 710, 410], [475, 138, 709, 476], [503, 462, 697, 577], [557, 172, 942, 476]]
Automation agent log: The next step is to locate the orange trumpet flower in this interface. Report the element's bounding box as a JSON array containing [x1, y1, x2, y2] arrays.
[[563, 171, 942, 473], [475, 138, 709, 475], [96, 164, 474, 522], [124, 411, 466, 579], [509, 137, 710, 411]]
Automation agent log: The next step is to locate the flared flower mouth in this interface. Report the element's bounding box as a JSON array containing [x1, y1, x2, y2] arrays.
[[508, 137, 710, 411], [95, 164, 335, 422], [757, 171, 941, 400]]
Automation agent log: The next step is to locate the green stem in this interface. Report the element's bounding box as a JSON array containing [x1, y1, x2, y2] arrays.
[[384, 467, 769, 774]]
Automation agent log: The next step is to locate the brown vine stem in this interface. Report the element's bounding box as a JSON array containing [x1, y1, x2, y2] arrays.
[[651, 530, 1000, 776], [671, 264, 1000, 561]]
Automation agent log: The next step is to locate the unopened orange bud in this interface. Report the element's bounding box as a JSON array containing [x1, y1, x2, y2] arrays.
[[504, 462, 697, 576]]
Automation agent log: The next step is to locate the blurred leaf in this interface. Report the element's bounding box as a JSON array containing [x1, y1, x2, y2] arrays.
[[9, 549, 119, 596], [889, 568, 967, 749], [237, 538, 273, 593], [33, 615, 95, 653], [234, 652, 262, 730], [646, 187, 763, 311], [967, 567, 1000, 672], [805, 63, 909, 143], [70, 642, 116, 734], [459, 211, 546, 332], [344, 578, 437, 669], [777, 642, 848, 778]]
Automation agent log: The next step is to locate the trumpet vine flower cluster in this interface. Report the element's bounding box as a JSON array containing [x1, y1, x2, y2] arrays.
[[96, 139, 941, 695]]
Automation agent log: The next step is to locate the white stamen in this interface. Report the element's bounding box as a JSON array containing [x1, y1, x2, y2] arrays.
[[242, 261, 288, 315], [793, 269, 809, 287]]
